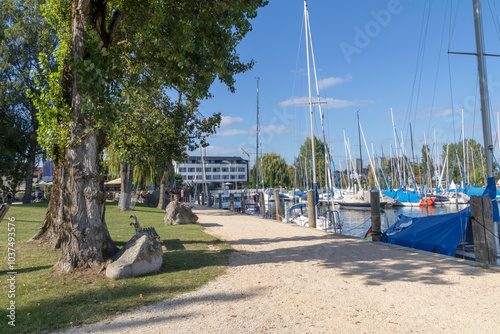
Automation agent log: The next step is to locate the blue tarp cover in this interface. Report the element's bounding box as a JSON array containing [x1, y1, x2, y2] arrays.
[[381, 208, 470, 256], [382, 188, 422, 203], [381, 177, 500, 256]]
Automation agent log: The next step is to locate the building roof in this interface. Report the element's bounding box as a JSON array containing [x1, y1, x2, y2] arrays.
[[186, 156, 246, 161]]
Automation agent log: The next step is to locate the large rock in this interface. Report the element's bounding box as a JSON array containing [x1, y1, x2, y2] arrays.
[[164, 201, 198, 225], [106, 232, 163, 279]]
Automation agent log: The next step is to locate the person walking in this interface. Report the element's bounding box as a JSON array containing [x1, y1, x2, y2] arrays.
[[6, 191, 13, 204]]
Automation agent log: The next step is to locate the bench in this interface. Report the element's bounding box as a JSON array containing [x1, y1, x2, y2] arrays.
[[129, 215, 160, 241], [0, 204, 10, 223]]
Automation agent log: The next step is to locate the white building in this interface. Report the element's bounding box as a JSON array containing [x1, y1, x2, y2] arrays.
[[174, 156, 249, 189]]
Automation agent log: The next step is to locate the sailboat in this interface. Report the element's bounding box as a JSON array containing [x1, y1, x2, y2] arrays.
[[381, 0, 499, 264], [283, 0, 339, 231]]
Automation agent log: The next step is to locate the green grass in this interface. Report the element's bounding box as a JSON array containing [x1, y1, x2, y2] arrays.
[[0, 201, 231, 334]]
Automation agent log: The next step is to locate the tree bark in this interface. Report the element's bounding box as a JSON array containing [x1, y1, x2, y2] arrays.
[[22, 148, 36, 204], [157, 161, 171, 210], [117, 161, 134, 211], [51, 0, 118, 272]]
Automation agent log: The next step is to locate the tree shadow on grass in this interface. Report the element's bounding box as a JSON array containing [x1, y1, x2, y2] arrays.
[[4, 246, 232, 334], [16, 283, 262, 334], [0, 265, 52, 276]]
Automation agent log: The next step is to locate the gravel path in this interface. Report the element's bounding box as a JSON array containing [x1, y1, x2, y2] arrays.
[[63, 205, 500, 334]]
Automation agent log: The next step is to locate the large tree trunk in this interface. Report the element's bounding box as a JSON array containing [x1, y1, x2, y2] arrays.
[[118, 161, 134, 211], [50, 0, 118, 272], [157, 162, 171, 210], [22, 148, 35, 204]]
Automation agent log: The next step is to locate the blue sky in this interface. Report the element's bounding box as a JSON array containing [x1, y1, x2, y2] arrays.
[[195, 0, 500, 168]]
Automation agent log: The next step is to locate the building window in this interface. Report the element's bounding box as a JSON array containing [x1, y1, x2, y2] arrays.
[[222, 168, 228, 173], [213, 175, 220, 180], [205, 168, 211, 172], [179, 168, 186, 172], [182, 176, 187, 180], [238, 168, 245, 172], [213, 168, 220, 172], [238, 175, 246, 180], [222, 175, 229, 180], [188, 175, 193, 180], [230, 175, 235, 180], [230, 168, 236, 173], [196, 168, 201, 172], [206, 175, 211, 180], [188, 168, 195, 172]]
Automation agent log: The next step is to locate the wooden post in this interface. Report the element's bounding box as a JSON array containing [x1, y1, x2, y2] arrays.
[[229, 193, 234, 212], [307, 190, 316, 228], [470, 195, 497, 265], [273, 189, 281, 221], [370, 190, 381, 242], [197, 193, 200, 205], [201, 192, 205, 206], [259, 191, 265, 218], [218, 193, 222, 209], [241, 193, 246, 214], [208, 191, 212, 207]]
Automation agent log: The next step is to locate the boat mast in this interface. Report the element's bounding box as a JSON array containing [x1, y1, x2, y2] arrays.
[[255, 77, 259, 194], [357, 110, 363, 184], [304, 0, 317, 194], [473, 0, 494, 179]]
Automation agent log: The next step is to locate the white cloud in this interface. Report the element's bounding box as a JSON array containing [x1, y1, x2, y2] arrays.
[[435, 109, 453, 117], [204, 146, 242, 155], [255, 124, 292, 135], [279, 96, 373, 108], [216, 124, 293, 137], [220, 116, 244, 128], [317, 74, 353, 89], [216, 129, 250, 136]]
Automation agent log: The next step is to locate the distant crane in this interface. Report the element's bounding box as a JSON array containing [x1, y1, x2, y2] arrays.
[[241, 148, 250, 158]]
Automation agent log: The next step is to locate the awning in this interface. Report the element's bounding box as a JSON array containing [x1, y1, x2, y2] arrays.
[[105, 178, 121, 185]]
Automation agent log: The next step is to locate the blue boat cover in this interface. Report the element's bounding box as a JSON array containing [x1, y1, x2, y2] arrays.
[[382, 188, 422, 203], [381, 208, 470, 256], [381, 177, 500, 256]]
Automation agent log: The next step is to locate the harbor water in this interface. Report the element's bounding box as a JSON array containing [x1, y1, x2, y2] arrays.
[[332, 203, 469, 239], [260, 200, 469, 239]]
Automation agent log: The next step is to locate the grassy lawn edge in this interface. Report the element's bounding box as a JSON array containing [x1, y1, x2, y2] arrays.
[[0, 201, 232, 334]]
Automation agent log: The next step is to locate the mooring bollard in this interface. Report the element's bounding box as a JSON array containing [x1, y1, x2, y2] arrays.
[[307, 190, 316, 228], [273, 189, 281, 221], [470, 195, 497, 265], [370, 190, 381, 242]]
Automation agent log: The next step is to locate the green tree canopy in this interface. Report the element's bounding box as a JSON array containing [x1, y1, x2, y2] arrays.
[[31, 0, 268, 271], [0, 0, 57, 200]]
